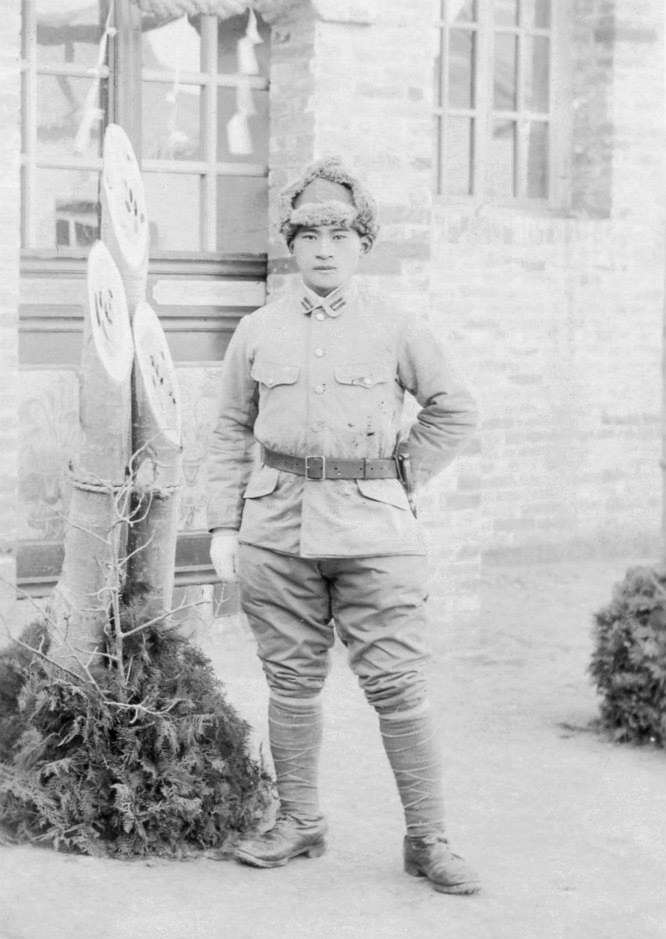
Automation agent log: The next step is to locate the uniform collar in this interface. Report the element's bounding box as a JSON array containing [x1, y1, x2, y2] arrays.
[[298, 279, 355, 318]]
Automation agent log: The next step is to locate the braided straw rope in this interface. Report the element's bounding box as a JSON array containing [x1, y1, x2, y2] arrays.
[[133, 0, 300, 20]]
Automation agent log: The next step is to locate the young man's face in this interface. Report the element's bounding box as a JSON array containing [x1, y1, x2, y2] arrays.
[[290, 225, 370, 296]]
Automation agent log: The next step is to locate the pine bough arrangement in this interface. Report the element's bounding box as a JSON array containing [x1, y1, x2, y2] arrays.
[[0, 616, 271, 857], [0, 126, 271, 856], [590, 566, 666, 747]]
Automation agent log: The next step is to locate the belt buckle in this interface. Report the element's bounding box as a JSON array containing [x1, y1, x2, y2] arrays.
[[304, 455, 325, 480]]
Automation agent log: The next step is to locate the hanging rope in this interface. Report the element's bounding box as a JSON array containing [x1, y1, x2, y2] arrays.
[[252, 0, 301, 20], [133, 0, 301, 21], [135, 0, 247, 16]]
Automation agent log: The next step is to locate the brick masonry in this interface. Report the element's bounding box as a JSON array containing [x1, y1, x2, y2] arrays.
[[265, 0, 666, 619], [0, 0, 20, 636], [265, 0, 482, 617], [431, 0, 665, 572], [1, 0, 665, 631]]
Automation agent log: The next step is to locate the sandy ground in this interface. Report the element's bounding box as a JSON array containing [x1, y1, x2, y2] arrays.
[[2, 557, 666, 939]]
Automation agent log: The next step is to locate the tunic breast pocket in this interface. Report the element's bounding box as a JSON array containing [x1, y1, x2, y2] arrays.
[[334, 363, 392, 389], [251, 360, 300, 389]]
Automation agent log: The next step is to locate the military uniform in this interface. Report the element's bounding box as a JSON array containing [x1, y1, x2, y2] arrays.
[[206, 157, 480, 894]]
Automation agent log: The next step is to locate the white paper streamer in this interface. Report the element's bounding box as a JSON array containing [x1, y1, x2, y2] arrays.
[[227, 8, 263, 154], [246, 8, 263, 44], [226, 111, 253, 155], [236, 35, 260, 75]]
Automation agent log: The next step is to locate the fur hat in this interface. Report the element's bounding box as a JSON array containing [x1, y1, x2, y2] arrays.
[[278, 156, 379, 247]]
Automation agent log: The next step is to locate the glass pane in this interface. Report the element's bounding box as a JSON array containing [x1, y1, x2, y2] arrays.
[[523, 0, 551, 28], [217, 175, 268, 254], [527, 121, 548, 197], [448, 30, 475, 108], [142, 14, 201, 75], [32, 169, 100, 249], [487, 120, 515, 198], [142, 82, 202, 160], [525, 36, 550, 111], [36, 74, 107, 159], [144, 173, 201, 251], [218, 13, 270, 78], [445, 0, 476, 23], [494, 34, 517, 110], [36, 0, 105, 69], [494, 0, 518, 26], [445, 117, 473, 196], [217, 85, 269, 164]]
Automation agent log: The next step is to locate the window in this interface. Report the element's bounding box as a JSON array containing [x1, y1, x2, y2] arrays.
[[20, 0, 270, 256], [434, 0, 569, 207], [18, 0, 271, 596]]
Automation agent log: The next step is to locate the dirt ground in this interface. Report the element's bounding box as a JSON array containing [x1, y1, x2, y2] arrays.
[[2, 557, 666, 939]]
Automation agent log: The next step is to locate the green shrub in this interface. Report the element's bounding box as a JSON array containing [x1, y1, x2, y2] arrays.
[[0, 613, 273, 857], [590, 566, 666, 746]]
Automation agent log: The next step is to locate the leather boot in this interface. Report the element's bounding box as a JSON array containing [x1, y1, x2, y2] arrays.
[[234, 814, 327, 868], [404, 833, 480, 895], [380, 707, 480, 894], [234, 695, 326, 868]]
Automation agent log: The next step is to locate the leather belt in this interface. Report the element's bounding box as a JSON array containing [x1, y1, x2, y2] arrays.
[[262, 447, 399, 480]]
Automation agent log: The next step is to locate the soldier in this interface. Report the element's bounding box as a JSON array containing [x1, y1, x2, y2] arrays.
[[206, 156, 480, 894]]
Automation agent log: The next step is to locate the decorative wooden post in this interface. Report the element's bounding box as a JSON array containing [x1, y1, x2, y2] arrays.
[[49, 242, 134, 672], [126, 300, 183, 619], [100, 123, 183, 621], [100, 123, 149, 315]]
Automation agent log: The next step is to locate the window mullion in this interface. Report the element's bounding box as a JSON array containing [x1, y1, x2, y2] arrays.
[[515, 20, 527, 199], [514, 3, 531, 199], [200, 16, 218, 254], [22, 0, 37, 249], [436, 1, 448, 195], [474, 0, 493, 201], [548, 1, 569, 208]]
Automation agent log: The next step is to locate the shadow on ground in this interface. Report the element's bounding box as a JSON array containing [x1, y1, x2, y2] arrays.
[[2, 558, 665, 939]]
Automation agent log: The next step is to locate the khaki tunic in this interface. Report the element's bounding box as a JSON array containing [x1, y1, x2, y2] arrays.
[[206, 279, 477, 558]]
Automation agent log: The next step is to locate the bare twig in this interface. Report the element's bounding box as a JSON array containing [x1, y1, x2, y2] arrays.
[[11, 635, 85, 686], [646, 569, 666, 600], [106, 697, 187, 720], [117, 597, 211, 640]]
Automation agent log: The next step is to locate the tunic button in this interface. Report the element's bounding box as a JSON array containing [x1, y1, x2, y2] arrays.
[[315, 312, 325, 321], [314, 384, 325, 394], [363, 377, 372, 386], [314, 348, 325, 357]]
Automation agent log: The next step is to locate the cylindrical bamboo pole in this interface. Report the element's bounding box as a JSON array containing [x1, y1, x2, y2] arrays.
[[48, 242, 134, 674], [99, 123, 183, 622], [126, 301, 183, 620]]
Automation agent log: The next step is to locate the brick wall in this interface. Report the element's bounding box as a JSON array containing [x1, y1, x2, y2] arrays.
[[266, 0, 665, 609], [3, 0, 661, 638], [267, 0, 436, 308], [0, 0, 21, 640], [431, 0, 666, 564], [266, 0, 482, 617]]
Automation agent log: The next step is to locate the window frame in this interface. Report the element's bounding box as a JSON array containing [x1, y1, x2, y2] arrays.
[[20, 0, 270, 261], [434, 0, 571, 211]]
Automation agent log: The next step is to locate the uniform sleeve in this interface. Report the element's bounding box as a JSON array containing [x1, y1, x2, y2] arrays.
[[396, 315, 478, 489], [205, 315, 259, 531]]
